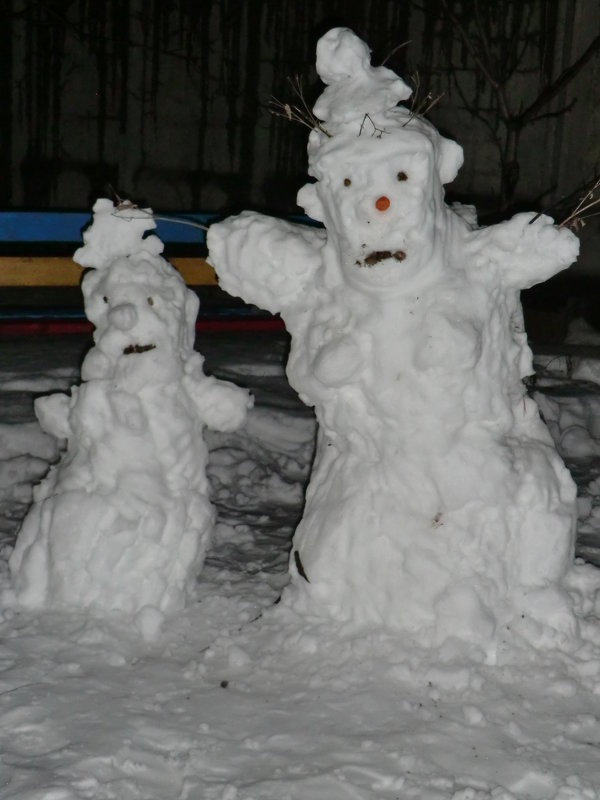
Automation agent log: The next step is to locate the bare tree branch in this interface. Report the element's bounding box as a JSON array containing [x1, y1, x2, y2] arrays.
[[517, 33, 600, 125], [527, 97, 577, 125], [443, 58, 502, 148], [440, 0, 511, 120], [380, 40, 411, 67]]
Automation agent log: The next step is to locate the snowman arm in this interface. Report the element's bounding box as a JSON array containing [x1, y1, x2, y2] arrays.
[[469, 212, 579, 289], [183, 367, 253, 433], [207, 211, 325, 314], [34, 392, 72, 440]]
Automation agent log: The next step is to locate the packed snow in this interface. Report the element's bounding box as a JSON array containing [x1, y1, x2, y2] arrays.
[[2, 25, 600, 800], [8, 200, 252, 619], [2, 327, 600, 799], [208, 27, 590, 651]]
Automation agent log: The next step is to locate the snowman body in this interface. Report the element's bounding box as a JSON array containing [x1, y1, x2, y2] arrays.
[[10, 201, 251, 615], [208, 29, 581, 644]]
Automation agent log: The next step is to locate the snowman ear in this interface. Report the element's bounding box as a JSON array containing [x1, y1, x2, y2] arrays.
[[297, 183, 325, 222], [437, 137, 464, 185]]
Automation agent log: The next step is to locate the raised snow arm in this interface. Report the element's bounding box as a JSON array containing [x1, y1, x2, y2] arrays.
[[207, 211, 326, 315], [34, 393, 72, 440], [468, 212, 579, 290], [182, 352, 253, 433]]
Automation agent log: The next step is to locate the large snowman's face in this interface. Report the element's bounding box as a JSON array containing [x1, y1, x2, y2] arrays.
[[82, 259, 195, 383], [301, 133, 445, 292]]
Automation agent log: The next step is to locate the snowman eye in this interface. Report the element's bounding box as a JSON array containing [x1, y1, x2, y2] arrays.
[[147, 297, 154, 306], [102, 296, 108, 304], [343, 178, 352, 187], [397, 171, 408, 181]]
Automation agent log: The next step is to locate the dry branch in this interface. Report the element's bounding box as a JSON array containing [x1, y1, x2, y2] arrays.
[[269, 75, 331, 137]]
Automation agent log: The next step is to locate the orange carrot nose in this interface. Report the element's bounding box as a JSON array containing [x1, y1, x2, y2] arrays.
[[375, 196, 390, 211]]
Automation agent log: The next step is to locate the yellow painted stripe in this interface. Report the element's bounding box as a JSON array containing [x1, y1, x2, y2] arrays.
[[172, 258, 217, 286], [0, 256, 218, 287]]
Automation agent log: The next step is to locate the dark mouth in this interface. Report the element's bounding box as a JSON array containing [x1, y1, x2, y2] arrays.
[[357, 250, 406, 268], [123, 344, 156, 355]]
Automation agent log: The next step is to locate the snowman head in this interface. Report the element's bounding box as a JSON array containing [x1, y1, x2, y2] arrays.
[[81, 257, 198, 386], [297, 28, 463, 290], [77, 199, 198, 384]]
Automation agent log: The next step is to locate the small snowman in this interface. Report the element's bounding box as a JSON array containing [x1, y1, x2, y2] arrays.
[[208, 28, 583, 648], [10, 199, 252, 619]]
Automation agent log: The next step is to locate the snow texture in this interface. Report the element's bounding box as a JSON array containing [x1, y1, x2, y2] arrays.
[[2, 324, 600, 798], [9, 199, 252, 619], [208, 27, 587, 653]]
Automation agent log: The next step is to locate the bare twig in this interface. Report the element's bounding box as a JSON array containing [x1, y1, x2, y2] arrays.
[[288, 75, 317, 123], [440, 0, 510, 119], [527, 97, 577, 126], [410, 91, 444, 119], [269, 97, 317, 132], [473, 1, 495, 75], [403, 70, 444, 125], [447, 74, 501, 145], [115, 209, 210, 232], [559, 176, 600, 230], [269, 75, 331, 137], [438, 2, 597, 211], [380, 40, 411, 66], [517, 32, 600, 126], [528, 174, 600, 229], [108, 196, 209, 232], [358, 113, 388, 138]]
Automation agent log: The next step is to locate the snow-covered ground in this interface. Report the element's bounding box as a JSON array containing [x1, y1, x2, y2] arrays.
[[2, 327, 600, 799]]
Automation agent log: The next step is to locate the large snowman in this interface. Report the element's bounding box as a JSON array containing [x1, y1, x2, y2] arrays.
[[208, 29, 583, 648], [10, 199, 252, 617]]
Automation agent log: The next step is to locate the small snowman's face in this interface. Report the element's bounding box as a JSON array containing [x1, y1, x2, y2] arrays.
[[82, 260, 189, 382], [303, 137, 443, 291]]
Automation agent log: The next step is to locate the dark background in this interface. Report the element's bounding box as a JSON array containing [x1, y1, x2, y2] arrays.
[[2, 0, 600, 336], [1, 1, 598, 215]]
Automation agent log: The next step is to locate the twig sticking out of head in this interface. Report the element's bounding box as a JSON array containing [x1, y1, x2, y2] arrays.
[[402, 70, 444, 127], [108, 186, 137, 213], [559, 176, 600, 232], [269, 75, 331, 138], [106, 191, 209, 232], [411, 90, 444, 119], [359, 113, 388, 138]]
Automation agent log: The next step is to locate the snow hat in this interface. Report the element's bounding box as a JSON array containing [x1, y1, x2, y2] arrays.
[[313, 27, 412, 124], [306, 28, 463, 187], [74, 198, 164, 270]]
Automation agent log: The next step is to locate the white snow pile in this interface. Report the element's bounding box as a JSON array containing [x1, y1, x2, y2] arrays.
[[208, 27, 600, 656], [530, 318, 600, 559], [0, 423, 62, 538], [7, 199, 252, 622], [3, 324, 600, 800], [533, 320, 600, 389]]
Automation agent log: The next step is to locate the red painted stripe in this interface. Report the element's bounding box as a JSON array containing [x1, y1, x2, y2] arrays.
[[195, 317, 286, 333], [0, 317, 286, 336], [0, 320, 93, 336]]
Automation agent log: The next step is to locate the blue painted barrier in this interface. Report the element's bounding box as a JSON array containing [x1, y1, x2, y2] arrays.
[[0, 211, 216, 245]]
